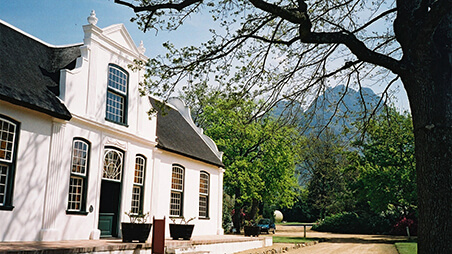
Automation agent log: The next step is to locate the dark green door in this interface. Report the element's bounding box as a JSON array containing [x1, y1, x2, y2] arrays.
[[98, 180, 121, 237], [98, 147, 124, 237]]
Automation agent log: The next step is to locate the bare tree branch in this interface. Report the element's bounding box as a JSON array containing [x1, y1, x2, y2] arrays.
[[115, 0, 202, 12]]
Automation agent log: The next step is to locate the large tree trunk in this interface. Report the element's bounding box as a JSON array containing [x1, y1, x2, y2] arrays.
[[401, 12, 452, 253]]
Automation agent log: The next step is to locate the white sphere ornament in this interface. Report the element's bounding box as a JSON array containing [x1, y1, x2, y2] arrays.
[[274, 210, 283, 223], [87, 10, 98, 25]]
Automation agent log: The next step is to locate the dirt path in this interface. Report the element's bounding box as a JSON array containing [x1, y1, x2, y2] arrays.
[[286, 242, 398, 254], [235, 225, 408, 254]]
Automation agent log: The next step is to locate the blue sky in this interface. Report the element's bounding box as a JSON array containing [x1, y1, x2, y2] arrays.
[[1, 0, 410, 110], [0, 0, 210, 58]]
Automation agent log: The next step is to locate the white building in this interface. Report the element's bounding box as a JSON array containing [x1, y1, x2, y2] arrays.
[[0, 11, 224, 242]]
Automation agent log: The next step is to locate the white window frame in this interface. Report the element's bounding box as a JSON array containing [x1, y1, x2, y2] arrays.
[[67, 138, 90, 214], [199, 171, 210, 218], [103, 148, 124, 182], [106, 64, 128, 125], [170, 164, 184, 217], [0, 115, 20, 210], [131, 155, 146, 214]]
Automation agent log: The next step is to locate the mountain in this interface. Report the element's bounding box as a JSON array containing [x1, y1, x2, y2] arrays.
[[273, 85, 382, 138]]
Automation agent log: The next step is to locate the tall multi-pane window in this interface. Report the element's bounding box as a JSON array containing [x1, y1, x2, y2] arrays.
[[106, 64, 128, 125], [131, 155, 146, 214], [67, 138, 90, 214], [199, 171, 209, 218], [0, 115, 20, 210], [170, 164, 184, 217]]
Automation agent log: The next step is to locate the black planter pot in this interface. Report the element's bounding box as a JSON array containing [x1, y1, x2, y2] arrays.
[[169, 224, 194, 240], [121, 222, 152, 243], [244, 226, 261, 237]]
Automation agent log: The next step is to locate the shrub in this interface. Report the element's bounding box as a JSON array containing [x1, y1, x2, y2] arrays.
[[312, 212, 361, 233], [391, 216, 417, 236], [312, 212, 392, 234]]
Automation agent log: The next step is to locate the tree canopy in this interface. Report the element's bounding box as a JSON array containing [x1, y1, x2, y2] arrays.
[[184, 90, 299, 231], [116, 0, 452, 252], [353, 108, 416, 216]]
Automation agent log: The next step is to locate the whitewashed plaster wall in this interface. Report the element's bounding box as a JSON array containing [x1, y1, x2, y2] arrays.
[[0, 101, 53, 241], [60, 22, 155, 142], [51, 20, 159, 241], [52, 119, 157, 241], [152, 150, 224, 238]]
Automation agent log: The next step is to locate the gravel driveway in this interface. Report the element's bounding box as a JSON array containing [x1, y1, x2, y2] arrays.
[[236, 224, 408, 254]]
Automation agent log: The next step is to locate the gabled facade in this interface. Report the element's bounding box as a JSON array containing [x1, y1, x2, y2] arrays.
[[0, 11, 224, 242]]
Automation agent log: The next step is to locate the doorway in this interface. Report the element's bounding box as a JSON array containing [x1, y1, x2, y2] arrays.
[[98, 147, 124, 237]]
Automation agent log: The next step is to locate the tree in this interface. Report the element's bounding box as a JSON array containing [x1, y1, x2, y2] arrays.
[[298, 130, 355, 219], [190, 91, 299, 232], [116, 0, 451, 252], [353, 108, 416, 216]]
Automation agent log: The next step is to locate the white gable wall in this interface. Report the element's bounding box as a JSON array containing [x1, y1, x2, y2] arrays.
[[0, 17, 224, 242]]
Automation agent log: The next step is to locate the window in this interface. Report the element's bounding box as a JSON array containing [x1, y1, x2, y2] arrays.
[[0, 115, 20, 210], [106, 64, 128, 125], [199, 171, 209, 218], [131, 155, 146, 214], [67, 138, 90, 214], [103, 148, 124, 181], [170, 164, 184, 217]]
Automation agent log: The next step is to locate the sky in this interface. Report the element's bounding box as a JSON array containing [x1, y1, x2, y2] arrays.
[[0, 0, 410, 111], [0, 0, 211, 58]]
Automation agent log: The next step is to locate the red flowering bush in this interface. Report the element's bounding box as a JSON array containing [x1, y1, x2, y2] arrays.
[[391, 216, 417, 236]]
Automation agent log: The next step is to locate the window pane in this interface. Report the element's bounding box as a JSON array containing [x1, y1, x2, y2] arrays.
[[71, 140, 88, 175], [106, 91, 125, 123], [68, 176, 83, 211], [108, 66, 127, 93], [131, 186, 141, 214], [103, 149, 123, 181], [0, 119, 16, 163], [134, 156, 145, 185], [199, 195, 207, 218], [199, 172, 209, 194], [170, 191, 182, 216], [171, 165, 184, 191], [0, 164, 8, 205]]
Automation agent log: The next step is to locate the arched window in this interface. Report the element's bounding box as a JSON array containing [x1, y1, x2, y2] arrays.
[[199, 171, 209, 218], [131, 155, 146, 214], [103, 148, 124, 181], [106, 64, 128, 125], [170, 164, 184, 216], [0, 115, 20, 210], [67, 138, 90, 214]]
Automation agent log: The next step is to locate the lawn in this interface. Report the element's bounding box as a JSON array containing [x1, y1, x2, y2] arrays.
[[273, 236, 316, 244], [395, 242, 417, 254], [276, 222, 313, 226]]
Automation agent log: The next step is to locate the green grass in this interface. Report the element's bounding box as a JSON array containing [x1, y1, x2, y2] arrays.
[[395, 242, 417, 254], [275, 222, 311, 226], [273, 236, 315, 244]]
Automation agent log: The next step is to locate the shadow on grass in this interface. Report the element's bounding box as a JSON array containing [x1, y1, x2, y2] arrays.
[[273, 236, 317, 244]]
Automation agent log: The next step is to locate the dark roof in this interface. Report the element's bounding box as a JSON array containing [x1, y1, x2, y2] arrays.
[[0, 21, 81, 120], [150, 97, 224, 168]]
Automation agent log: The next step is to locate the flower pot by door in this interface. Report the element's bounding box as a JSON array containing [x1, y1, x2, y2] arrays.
[[121, 223, 152, 243], [169, 224, 194, 240]]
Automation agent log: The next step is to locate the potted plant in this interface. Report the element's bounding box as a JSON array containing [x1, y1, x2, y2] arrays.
[[243, 219, 261, 237], [121, 211, 152, 243], [169, 217, 195, 240]]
